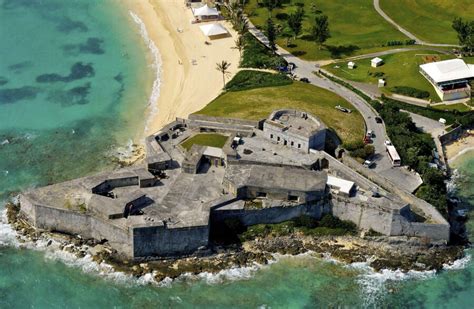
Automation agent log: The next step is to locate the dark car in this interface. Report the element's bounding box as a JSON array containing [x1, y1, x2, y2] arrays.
[[299, 77, 310, 83], [375, 116, 383, 124]]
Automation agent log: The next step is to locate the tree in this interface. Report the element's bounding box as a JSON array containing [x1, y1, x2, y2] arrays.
[[311, 14, 330, 50], [262, 0, 281, 18], [287, 7, 304, 40], [281, 27, 293, 47], [452, 18, 474, 53], [216, 60, 232, 88], [266, 18, 277, 52], [233, 36, 245, 58]]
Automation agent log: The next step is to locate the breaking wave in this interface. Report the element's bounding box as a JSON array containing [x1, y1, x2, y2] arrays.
[[443, 254, 472, 270], [348, 261, 436, 307], [0, 210, 18, 248], [129, 11, 162, 133]]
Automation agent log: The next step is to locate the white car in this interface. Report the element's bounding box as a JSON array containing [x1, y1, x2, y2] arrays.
[[384, 140, 392, 146], [363, 160, 375, 168]]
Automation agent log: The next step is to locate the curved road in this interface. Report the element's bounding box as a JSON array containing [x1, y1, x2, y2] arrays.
[[247, 23, 423, 192], [373, 0, 459, 48]]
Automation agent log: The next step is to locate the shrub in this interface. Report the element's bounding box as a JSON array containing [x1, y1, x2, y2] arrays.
[[241, 33, 287, 69], [319, 214, 357, 232], [293, 215, 318, 228], [225, 70, 292, 92], [391, 86, 430, 99], [405, 39, 416, 45]]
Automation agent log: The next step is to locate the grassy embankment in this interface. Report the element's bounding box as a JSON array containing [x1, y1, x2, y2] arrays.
[[244, 0, 409, 61], [379, 0, 473, 45], [196, 71, 365, 145], [324, 50, 456, 102], [180, 134, 229, 151]]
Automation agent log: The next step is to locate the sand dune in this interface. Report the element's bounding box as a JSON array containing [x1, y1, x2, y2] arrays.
[[124, 0, 240, 135]]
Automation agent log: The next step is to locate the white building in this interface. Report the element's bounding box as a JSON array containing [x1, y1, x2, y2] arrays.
[[419, 59, 474, 101], [371, 57, 383, 68], [348, 61, 356, 69]]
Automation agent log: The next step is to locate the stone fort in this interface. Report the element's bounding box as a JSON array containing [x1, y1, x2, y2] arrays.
[[19, 110, 449, 260]]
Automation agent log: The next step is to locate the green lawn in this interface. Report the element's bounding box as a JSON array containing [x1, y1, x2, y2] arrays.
[[431, 103, 472, 112], [324, 50, 456, 102], [180, 134, 229, 151], [195, 82, 365, 144], [380, 0, 473, 45], [245, 0, 408, 61]]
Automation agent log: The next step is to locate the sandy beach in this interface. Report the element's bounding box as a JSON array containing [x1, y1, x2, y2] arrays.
[[445, 131, 474, 163], [124, 0, 240, 135]]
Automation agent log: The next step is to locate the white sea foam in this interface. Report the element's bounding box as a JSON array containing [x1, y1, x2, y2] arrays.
[[113, 138, 135, 161], [185, 263, 264, 285], [443, 254, 472, 270], [446, 168, 461, 194], [0, 210, 19, 247], [129, 11, 162, 133], [347, 261, 437, 307]]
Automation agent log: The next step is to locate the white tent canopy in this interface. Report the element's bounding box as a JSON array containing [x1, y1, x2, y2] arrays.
[[193, 4, 219, 17], [199, 23, 228, 37]]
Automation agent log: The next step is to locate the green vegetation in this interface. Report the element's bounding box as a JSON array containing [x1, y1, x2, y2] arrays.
[[239, 214, 357, 241], [391, 86, 430, 99], [180, 134, 228, 151], [374, 100, 448, 214], [379, 0, 474, 44], [196, 81, 365, 144], [343, 140, 375, 161], [225, 70, 292, 91], [241, 33, 286, 68], [382, 96, 474, 127], [432, 103, 472, 112], [324, 50, 455, 101], [245, 0, 408, 60]]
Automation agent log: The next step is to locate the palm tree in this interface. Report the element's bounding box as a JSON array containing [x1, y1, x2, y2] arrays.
[[233, 36, 245, 58], [216, 60, 231, 88]]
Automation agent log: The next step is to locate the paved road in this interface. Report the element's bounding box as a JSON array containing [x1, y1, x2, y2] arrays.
[[373, 0, 459, 48], [248, 23, 423, 192]]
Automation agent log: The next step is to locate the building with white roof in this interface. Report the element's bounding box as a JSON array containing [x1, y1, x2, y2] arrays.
[[199, 23, 229, 39], [371, 57, 383, 68], [419, 59, 474, 101]]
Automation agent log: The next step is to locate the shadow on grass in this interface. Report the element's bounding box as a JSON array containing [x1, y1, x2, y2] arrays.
[[326, 44, 360, 58], [293, 51, 307, 57]]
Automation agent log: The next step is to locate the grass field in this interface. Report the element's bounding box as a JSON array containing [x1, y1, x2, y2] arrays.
[[196, 82, 365, 144], [431, 104, 472, 112], [379, 0, 473, 45], [180, 134, 229, 151], [324, 50, 456, 101], [245, 0, 408, 61]]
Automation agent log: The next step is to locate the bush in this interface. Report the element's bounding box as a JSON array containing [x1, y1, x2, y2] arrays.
[[241, 33, 287, 69], [391, 86, 430, 99], [405, 39, 416, 45], [381, 96, 474, 126], [225, 70, 292, 92], [343, 140, 365, 151], [293, 215, 318, 228], [319, 214, 357, 231], [386, 40, 404, 46]]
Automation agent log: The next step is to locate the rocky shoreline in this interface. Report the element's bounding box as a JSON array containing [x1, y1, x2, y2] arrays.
[[6, 202, 467, 283]]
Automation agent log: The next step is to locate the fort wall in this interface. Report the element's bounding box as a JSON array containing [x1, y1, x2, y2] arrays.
[[211, 203, 325, 227], [132, 225, 209, 258]]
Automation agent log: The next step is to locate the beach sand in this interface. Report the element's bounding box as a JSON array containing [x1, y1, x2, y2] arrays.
[[124, 0, 240, 135], [445, 131, 474, 163]]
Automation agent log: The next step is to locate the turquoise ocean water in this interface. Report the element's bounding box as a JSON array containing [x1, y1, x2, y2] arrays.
[[1, 1, 474, 308]]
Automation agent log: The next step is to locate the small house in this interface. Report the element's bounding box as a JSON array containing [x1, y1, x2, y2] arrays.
[[378, 79, 386, 87], [371, 57, 383, 68], [348, 61, 356, 69]]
